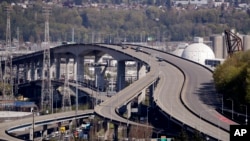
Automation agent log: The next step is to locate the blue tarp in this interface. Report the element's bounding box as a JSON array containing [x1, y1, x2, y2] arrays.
[[14, 101, 35, 107]]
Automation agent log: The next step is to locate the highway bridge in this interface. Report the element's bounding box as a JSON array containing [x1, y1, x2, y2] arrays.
[[0, 110, 93, 141], [94, 44, 237, 141], [0, 43, 237, 141]]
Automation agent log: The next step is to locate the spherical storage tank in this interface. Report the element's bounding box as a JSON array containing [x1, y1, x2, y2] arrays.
[[181, 43, 215, 65]]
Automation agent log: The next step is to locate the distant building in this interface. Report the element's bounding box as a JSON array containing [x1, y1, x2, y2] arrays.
[[173, 0, 227, 7], [174, 0, 209, 6], [171, 37, 226, 69], [181, 37, 215, 65]]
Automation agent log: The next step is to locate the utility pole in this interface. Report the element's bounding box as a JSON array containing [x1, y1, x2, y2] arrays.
[[3, 5, 13, 100], [62, 58, 72, 111], [72, 27, 74, 43], [17, 27, 19, 50], [0, 58, 2, 84], [41, 6, 52, 113]]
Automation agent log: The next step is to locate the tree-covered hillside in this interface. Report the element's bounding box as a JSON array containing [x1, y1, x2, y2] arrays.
[[1, 1, 250, 44]]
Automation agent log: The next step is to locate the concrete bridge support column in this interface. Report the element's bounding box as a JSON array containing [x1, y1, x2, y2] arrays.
[[103, 121, 109, 140], [116, 60, 125, 92], [15, 64, 19, 84], [27, 62, 32, 81], [94, 67, 103, 89], [64, 57, 69, 81], [29, 127, 34, 141], [141, 88, 147, 102], [74, 56, 84, 81], [127, 102, 131, 119], [42, 124, 48, 138], [122, 124, 130, 140], [113, 123, 119, 141], [30, 61, 35, 81], [50, 58, 55, 80], [23, 63, 28, 82], [55, 56, 61, 80], [126, 125, 131, 140], [38, 59, 43, 79], [136, 62, 142, 80], [94, 56, 106, 91], [149, 83, 155, 107], [137, 62, 146, 79], [69, 120, 73, 133], [34, 61, 38, 80]]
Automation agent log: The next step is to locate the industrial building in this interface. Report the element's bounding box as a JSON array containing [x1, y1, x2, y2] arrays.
[[172, 31, 250, 68]]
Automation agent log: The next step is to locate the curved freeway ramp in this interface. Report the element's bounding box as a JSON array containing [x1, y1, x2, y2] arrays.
[[94, 44, 236, 141], [143, 47, 238, 141], [0, 110, 93, 141], [94, 44, 159, 127], [1, 43, 236, 141]]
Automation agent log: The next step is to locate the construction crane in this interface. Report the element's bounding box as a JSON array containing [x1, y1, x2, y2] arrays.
[[224, 29, 243, 57]]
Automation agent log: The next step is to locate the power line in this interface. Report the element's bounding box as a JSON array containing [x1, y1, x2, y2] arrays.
[[41, 6, 52, 113], [3, 5, 13, 100], [62, 58, 72, 112]]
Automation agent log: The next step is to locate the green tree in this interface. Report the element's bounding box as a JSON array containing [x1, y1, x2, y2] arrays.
[[213, 51, 250, 104], [0, 82, 12, 97], [176, 129, 189, 141]]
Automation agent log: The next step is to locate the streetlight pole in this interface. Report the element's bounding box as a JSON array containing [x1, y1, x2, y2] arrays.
[[146, 106, 150, 140], [75, 75, 79, 116], [227, 99, 234, 120], [51, 87, 53, 114], [32, 109, 36, 141], [222, 94, 224, 114], [241, 104, 248, 125]]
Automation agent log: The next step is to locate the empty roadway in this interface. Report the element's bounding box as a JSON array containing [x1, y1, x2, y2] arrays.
[[94, 44, 237, 141], [0, 43, 237, 140]]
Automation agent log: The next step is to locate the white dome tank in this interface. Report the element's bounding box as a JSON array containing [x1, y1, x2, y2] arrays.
[[181, 43, 215, 65]]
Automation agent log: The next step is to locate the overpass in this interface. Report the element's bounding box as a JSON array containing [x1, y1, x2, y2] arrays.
[[0, 43, 236, 140], [0, 110, 93, 141], [93, 44, 236, 141]]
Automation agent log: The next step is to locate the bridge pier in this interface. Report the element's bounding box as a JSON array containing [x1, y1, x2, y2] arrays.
[[149, 82, 157, 108], [125, 124, 131, 140], [137, 61, 147, 79], [50, 57, 55, 80], [30, 61, 35, 81], [55, 55, 61, 80], [113, 123, 119, 141], [42, 124, 48, 139], [15, 64, 20, 84], [74, 56, 84, 81], [116, 60, 125, 92], [126, 102, 131, 119], [23, 63, 28, 81]]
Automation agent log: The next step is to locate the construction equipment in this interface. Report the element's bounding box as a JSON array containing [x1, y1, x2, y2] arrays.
[[224, 29, 243, 57]]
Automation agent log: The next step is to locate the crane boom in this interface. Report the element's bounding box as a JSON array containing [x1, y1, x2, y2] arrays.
[[224, 29, 243, 57]]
